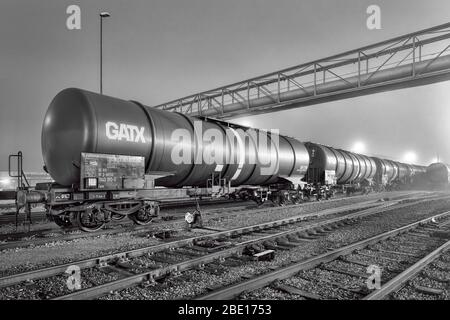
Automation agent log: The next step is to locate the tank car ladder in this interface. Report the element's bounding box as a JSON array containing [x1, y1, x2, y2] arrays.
[[8, 151, 31, 230]]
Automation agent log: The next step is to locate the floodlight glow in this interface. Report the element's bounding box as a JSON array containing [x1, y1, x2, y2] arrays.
[[403, 151, 417, 164], [351, 141, 366, 154], [430, 157, 440, 164], [0, 178, 11, 185]]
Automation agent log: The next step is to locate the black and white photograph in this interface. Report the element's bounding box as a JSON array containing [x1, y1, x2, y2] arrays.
[[0, 0, 450, 310]]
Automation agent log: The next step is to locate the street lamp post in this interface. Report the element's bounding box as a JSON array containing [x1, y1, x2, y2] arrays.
[[100, 12, 110, 94]]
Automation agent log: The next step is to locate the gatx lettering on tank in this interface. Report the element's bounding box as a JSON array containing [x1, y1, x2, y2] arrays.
[[105, 121, 146, 143]]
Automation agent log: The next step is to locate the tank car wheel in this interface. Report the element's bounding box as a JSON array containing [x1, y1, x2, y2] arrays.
[[111, 213, 126, 221], [129, 205, 158, 225], [71, 209, 105, 232]]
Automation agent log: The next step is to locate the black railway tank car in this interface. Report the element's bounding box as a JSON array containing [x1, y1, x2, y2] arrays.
[[3, 88, 432, 231], [24, 88, 313, 230], [369, 159, 426, 187], [426, 163, 450, 185], [304, 143, 426, 189], [304, 142, 376, 185], [372, 158, 396, 184], [42, 88, 310, 189]]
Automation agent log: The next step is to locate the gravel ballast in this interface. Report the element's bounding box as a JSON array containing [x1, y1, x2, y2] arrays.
[[97, 196, 450, 300]]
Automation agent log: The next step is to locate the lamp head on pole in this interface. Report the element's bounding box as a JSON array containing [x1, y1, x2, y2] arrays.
[[100, 12, 110, 18]]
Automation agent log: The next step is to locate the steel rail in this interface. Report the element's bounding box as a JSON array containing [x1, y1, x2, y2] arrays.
[[0, 203, 253, 251], [0, 199, 387, 289], [5, 190, 422, 249], [196, 211, 450, 300], [363, 239, 450, 300], [53, 198, 444, 300], [0, 195, 389, 251]]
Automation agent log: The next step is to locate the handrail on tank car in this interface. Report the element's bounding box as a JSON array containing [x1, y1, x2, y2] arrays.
[[8, 151, 30, 189]]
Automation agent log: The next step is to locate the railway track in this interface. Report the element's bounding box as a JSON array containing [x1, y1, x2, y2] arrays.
[[365, 228, 450, 300], [198, 213, 450, 300], [0, 192, 438, 251], [0, 190, 432, 224], [0, 194, 445, 300], [0, 201, 255, 251]]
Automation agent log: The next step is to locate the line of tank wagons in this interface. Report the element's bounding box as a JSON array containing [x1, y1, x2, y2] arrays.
[[10, 88, 449, 231], [234, 142, 430, 205]]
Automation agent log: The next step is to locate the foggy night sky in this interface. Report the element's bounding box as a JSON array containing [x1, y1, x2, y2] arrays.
[[1, 0, 450, 172]]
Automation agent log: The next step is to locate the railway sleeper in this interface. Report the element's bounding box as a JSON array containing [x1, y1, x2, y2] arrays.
[[276, 238, 299, 248], [101, 265, 135, 278], [189, 245, 222, 253], [340, 256, 373, 267], [141, 262, 163, 270], [388, 243, 430, 251], [173, 248, 204, 258], [286, 235, 310, 244], [318, 278, 367, 294], [271, 283, 322, 300], [249, 230, 275, 237], [152, 230, 175, 240], [263, 241, 291, 251], [299, 231, 321, 238], [373, 248, 424, 258], [311, 228, 331, 235], [413, 284, 444, 296], [200, 264, 227, 276], [322, 225, 336, 231], [115, 259, 134, 270], [149, 254, 180, 264], [355, 251, 409, 263], [400, 239, 432, 246], [319, 265, 368, 279], [306, 229, 322, 236], [295, 235, 317, 241], [409, 230, 434, 238], [220, 258, 245, 267], [420, 226, 448, 232], [429, 231, 450, 239]]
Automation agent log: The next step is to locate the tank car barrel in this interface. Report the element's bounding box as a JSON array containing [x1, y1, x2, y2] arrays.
[[41, 88, 310, 188]]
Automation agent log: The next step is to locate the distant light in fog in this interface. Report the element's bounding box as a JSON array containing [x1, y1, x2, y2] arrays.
[[429, 157, 440, 164], [0, 178, 11, 185], [403, 151, 417, 164], [351, 141, 366, 154]]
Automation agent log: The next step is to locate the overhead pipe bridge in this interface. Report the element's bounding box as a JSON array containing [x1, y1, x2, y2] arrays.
[[153, 23, 450, 120]]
